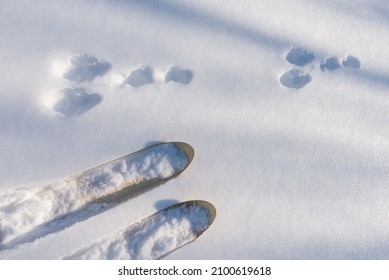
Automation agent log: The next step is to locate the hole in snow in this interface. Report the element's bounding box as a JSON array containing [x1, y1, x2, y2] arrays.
[[279, 69, 311, 89], [286, 47, 315, 66], [52, 87, 102, 117], [123, 66, 154, 87], [342, 55, 361, 69], [165, 67, 193, 85], [320, 57, 341, 71], [63, 54, 111, 82]]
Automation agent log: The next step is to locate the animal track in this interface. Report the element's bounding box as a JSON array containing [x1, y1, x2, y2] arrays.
[[320, 56, 341, 71], [280, 46, 361, 90], [123, 66, 154, 87], [63, 54, 111, 82], [342, 55, 360, 69], [280, 69, 312, 89], [52, 87, 102, 117], [165, 67, 193, 85], [123, 66, 194, 87], [46, 54, 194, 116], [286, 47, 315, 66]]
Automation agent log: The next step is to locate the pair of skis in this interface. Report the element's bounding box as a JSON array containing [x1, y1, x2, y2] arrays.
[[0, 142, 215, 259]]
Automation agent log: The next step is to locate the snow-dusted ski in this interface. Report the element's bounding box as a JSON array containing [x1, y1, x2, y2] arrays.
[[64, 200, 216, 260], [0, 142, 194, 250]]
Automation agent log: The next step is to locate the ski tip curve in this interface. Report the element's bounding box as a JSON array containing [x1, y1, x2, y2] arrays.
[[171, 142, 195, 165], [182, 200, 216, 236]]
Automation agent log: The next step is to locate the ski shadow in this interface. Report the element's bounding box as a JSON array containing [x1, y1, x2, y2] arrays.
[[0, 178, 169, 251]]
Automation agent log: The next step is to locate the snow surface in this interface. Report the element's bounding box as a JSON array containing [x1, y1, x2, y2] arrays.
[[1, 0, 389, 259]]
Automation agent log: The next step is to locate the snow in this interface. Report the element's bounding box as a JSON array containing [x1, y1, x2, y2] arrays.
[[1, 0, 389, 259]]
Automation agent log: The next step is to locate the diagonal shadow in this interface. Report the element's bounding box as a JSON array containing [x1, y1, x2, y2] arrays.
[[348, 68, 389, 88], [112, 0, 291, 50], [114, 0, 389, 90]]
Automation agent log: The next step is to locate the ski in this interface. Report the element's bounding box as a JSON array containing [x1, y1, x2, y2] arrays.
[[64, 200, 216, 260], [0, 142, 194, 249]]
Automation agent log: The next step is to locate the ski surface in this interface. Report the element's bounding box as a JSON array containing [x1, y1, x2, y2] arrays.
[[64, 200, 216, 260], [0, 142, 194, 250]]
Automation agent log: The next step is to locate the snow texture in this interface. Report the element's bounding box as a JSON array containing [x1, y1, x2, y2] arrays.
[[64, 202, 211, 260], [0, 143, 188, 249]]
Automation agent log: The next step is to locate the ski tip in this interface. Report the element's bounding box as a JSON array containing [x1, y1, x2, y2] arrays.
[[196, 200, 217, 228], [171, 142, 195, 165], [182, 200, 216, 236]]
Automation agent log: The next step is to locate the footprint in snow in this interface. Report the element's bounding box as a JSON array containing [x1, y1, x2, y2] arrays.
[[279, 69, 312, 89], [63, 54, 111, 83], [123, 66, 194, 87], [165, 67, 193, 85], [46, 54, 194, 117], [280, 46, 361, 89], [52, 87, 102, 117], [342, 55, 361, 69], [320, 56, 341, 71], [123, 65, 154, 87], [286, 47, 315, 67]]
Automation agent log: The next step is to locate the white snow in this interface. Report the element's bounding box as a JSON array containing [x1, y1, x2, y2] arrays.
[[1, 0, 389, 259]]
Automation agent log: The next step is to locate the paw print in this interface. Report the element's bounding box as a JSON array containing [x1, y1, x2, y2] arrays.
[[45, 55, 194, 117], [279, 47, 361, 90], [49, 54, 107, 117], [122, 65, 194, 88]]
